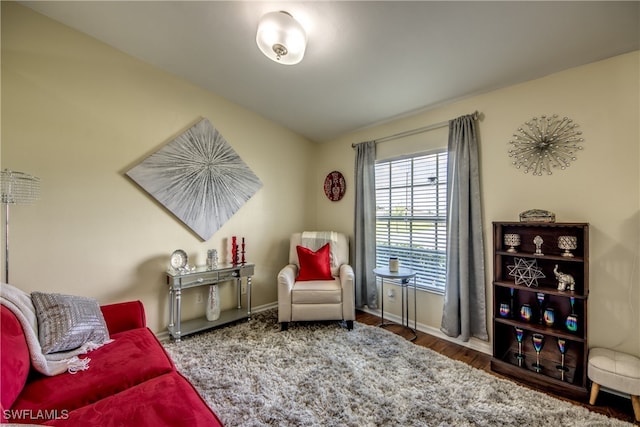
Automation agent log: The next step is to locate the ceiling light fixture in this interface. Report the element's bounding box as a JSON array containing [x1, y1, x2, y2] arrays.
[[256, 11, 307, 65]]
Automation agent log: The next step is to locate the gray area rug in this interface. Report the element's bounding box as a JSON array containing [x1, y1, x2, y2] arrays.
[[164, 310, 629, 427]]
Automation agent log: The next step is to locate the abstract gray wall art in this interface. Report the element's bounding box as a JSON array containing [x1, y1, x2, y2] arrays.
[[126, 118, 262, 241]]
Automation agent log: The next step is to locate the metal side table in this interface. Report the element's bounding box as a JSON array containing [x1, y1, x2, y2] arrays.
[[373, 267, 417, 341], [166, 263, 254, 342]]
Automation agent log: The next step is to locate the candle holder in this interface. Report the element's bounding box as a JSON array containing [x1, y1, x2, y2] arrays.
[[558, 236, 577, 257], [206, 249, 218, 270], [499, 302, 511, 318], [520, 304, 532, 322], [389, 257, 399, 272], [504, 233, 521, 253], [231, 236, 238, 265], [543, 307, 555, 327]]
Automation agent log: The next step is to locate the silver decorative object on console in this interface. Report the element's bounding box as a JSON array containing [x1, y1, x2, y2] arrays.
[[519, 209, 555, 223], [207, 249, 219, 270], [169, 249, 189, 274], [558, 236, 577, 257], [533, 235, 544, 256], [504, 233, 521, 253]]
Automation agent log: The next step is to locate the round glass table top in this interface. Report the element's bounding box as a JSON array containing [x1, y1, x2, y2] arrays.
[[373, 267, 416, 279]]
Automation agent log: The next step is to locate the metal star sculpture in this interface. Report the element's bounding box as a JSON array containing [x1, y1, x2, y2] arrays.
[[507, 258, 545, 287]]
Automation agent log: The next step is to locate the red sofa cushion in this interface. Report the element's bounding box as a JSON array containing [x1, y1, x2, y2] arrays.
[[43, 372, 223, 427], [0, 306, 31, 417], [100, 300, 146, 334], [12, 327, 174, 416]]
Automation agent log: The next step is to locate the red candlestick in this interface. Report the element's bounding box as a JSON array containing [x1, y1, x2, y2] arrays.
[[231, 236, 237, 265]]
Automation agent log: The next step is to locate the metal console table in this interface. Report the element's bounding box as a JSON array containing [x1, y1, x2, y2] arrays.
[[373, 267, 417, 341], [166, 263, 254, 342]]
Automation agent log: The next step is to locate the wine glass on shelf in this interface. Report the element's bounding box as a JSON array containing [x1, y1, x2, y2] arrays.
[[514, 327, 525, 367], [565, 297, 578, 332], [536, 292, 546, 324], [509, 287, 515, 318], [531, 333, 545, 373], [520, 304, 532, 322], [499, 302, 511, 318], [556, 338, 569, 381]]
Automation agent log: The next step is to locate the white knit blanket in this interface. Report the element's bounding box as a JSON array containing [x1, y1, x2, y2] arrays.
[[301, 231, 339, 271], [0, 283, 98, 376]]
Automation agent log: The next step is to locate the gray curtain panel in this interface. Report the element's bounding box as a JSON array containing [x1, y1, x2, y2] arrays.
[[353, 141, 378, 309], [440, 114, 488, 342]]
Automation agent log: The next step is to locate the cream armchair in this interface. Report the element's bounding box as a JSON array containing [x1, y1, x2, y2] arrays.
[[277, 232, 355, 331]]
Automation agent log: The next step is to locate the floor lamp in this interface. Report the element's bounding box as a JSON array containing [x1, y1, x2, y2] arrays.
[[1, 169, 40, 284]]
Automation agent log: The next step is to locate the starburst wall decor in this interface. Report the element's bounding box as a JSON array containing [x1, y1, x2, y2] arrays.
[[127, 118, 262, 241], [508, 114, 584, 176]]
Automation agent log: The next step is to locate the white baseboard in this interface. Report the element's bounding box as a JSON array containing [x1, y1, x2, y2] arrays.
[[251, 302, 278, 313], [156, 330, 170, 343], [359, 306, 493, 355]]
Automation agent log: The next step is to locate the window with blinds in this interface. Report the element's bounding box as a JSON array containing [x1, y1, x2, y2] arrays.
[[375, 151, 447, 294]]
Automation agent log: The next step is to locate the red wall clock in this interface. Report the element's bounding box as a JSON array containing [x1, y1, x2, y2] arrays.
[[324, 171, 346, 201]]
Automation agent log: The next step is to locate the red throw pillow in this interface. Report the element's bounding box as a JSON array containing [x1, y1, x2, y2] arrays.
[[296, 243, 334, 281]]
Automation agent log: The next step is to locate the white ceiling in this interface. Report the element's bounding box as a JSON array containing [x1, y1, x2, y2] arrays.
[[21, 1, 640, 143]]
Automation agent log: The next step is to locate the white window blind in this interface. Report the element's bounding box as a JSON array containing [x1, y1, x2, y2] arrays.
[[375, 151, 447, 293]]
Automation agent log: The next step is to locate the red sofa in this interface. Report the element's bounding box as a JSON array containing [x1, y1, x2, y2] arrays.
[[1, 300, 223, 426]]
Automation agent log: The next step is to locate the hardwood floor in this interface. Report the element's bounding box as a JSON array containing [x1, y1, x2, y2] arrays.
[[356, 310, 637, 424]]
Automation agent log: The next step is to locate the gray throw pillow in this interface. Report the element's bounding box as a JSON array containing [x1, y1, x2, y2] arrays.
[[31, 292, 110, 354]]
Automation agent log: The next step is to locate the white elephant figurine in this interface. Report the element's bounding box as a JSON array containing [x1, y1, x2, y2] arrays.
[[554, 264, 575, 291]]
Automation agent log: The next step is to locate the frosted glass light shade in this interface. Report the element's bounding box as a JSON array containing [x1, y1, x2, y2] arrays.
[[256, 11, 306, 65]]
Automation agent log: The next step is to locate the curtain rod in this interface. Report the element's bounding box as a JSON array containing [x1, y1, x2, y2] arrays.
[[352, 110, 480, 148]]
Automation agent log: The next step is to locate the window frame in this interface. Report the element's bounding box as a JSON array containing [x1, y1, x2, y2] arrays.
[[374, 149, 448, 295]]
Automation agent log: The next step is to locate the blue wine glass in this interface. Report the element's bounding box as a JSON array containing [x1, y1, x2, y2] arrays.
[[565, 297, 578, 332], [536, 293, 546, 324], [556, 338, 568, 381], [509, 288, 515, 318], [531, 333, 545, 373], [514, 327, 525, 366]]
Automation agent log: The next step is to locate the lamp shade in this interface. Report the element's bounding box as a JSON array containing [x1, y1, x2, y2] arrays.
[[0, 169, 40, 205], [256, 11, 306, 65]]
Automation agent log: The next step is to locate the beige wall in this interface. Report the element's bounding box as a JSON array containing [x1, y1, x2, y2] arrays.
[[3, 3, 638, 357], [314, 51, 640, 356], [1, 3, 314, 333]]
